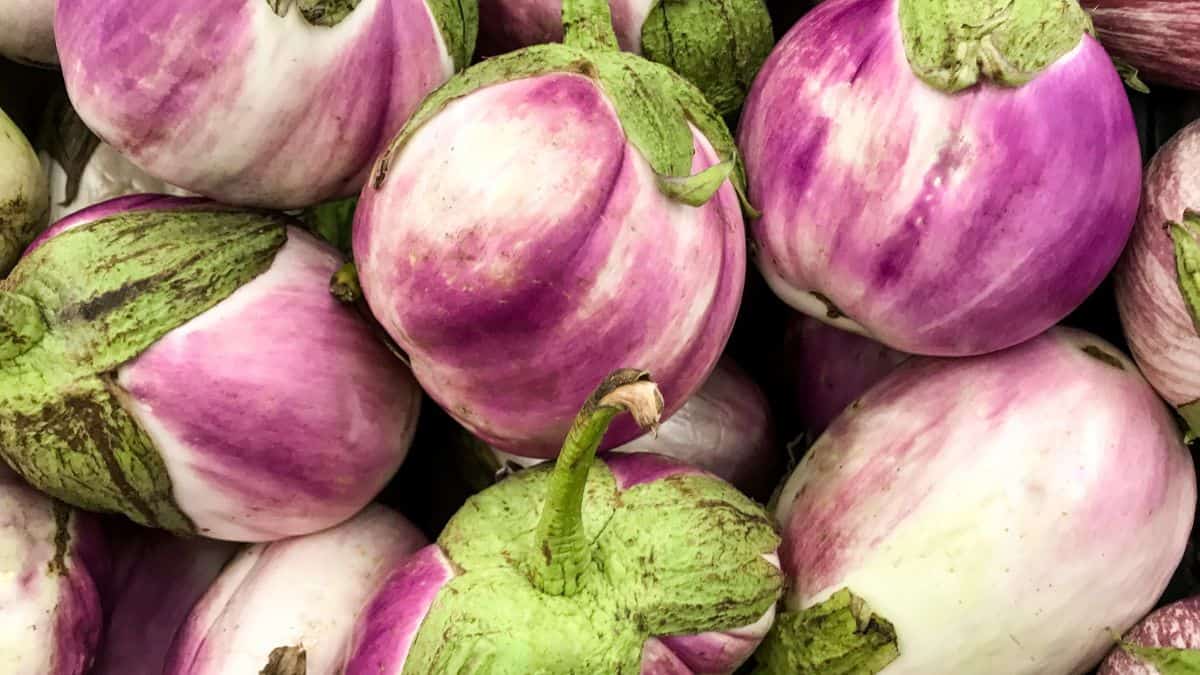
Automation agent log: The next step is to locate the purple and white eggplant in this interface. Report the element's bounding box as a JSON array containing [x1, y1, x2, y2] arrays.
[[1099, 596, 1200, 674], [0, 0, 56, 66], [0, 467, 107, 675], [1, 105, 49, 275], [92, 523, 239, 675], [782, 314, 908, 436], [0, 196, 421, 541], [1116, 118, 1200, 438], [738, 0, 1141, 356], [165, 504, 426, 675], [760, 329, 1196, 674], [343, 371, 783, 674], [476, 0, 774, 114], [492, 357, 777, 496], [1089, 1, 1200, 91], [354, 0, 749, 457], [54, 0, 477, 209]]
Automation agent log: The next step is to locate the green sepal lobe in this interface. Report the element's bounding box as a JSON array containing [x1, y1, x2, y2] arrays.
[[898, 0, 1093, 93], [0, 209, 288, 532], [1119, 640, 1200, 674], [1171, 212, 1200, 337], [752, 588, 900, 675]]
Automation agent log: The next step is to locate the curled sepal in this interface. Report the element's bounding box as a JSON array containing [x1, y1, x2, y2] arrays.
[[1113, 57, 1150, 94], [371, 44, 592, 189], [0, 291, 45, 362], [1118, 640, 1200, 674], [1170, 212, 1200, 337], [260, 645, 307, 675], [897, 0, 1093, 93], [752, 588, 900, 675], [530, 369, 663, 596], [656, 160, 735, 206]]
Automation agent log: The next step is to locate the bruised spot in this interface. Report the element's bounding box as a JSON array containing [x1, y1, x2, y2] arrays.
[[1081, 345, 1124, 370], [259, 644, 306, 675]]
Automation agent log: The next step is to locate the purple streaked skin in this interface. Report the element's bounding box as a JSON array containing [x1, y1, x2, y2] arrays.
[[738, 0, 1141, 357], [0, 467, 108, 675], [344, 453, 777, 675], [354, 73, 746, 458], [477, 0, 647, 55], [54, 0, 455, 209], [773, 328, 1197, 674], [782, 313, 908, 435], [1099, 596, 1200, 674], [92, 521, 240, 675], [165, 504, 426, 675], [1089, 1, 1200, 91], [31, 195, 423, 541], [1115, 119, 1200, 408]]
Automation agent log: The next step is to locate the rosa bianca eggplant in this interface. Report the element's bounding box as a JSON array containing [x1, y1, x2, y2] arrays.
[[1116, 119, 1200, 437], [0, 105, 49, 275], [0, 0, 56, 66], [165, 505, 426, 675], [476, 0, 773, 114], [1089, 1, 1200, 91], [343, 370, 782, 674], [762, 328, 1196, 674], [354, 0, 749, 457], [0, 466, 107, 675], [1099, 595, 1200, 674], [38, 89, 191, 224], [54, 0, 478, 209], [0, 195, 421, 541], [738, 0, 1141, 356], [783, 314, 908, 436], [92, 524, 240, 675], [492, 357, 777, 496]]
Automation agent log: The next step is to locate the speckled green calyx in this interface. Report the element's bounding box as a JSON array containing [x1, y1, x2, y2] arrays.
[[752, 588, 899, 674], [898, 0, 1093, 93], [266, 0, 361, 26], [640, 0, 773, 115], [425, 0, 479, 71], [370, 0, 755, 214], [0, 107, 49, 276], [401, 370, 783, 673], [0, 210, 287, 532], [1118, 640, 1200, 674]]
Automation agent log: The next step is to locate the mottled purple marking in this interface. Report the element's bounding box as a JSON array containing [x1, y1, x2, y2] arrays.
[[738, 0, 1140, 356], [1099, 596, 1200, 674], [343, 545, 456, 675], [1089, 0, 1200, 90]]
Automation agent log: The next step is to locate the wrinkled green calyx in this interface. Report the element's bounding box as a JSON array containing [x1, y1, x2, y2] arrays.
[[898, 0, 1093, 93], [266, 0, 360, 26], [753, 588, 899, 674], [0, 210, 287, 533], [402, 370, 783, 673], [0, 108, 49, 276], [371, 0, 755, 215], [425, 0, 479, 71], [1119, 640, 1200, 674], [640, 0, 773, 115]]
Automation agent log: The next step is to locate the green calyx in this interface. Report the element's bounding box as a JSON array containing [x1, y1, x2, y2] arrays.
[[266, 0, 361, 27], [898, 0, 1093, 93], [0, 209, 288, 533], [370, 0, 756, 216], [424, 0, 479, 71], [1118, 639, 1200, 674], [300, 195, 357, 257], [402, 370, 783, 673], [0, 107, 49, 276], [1172, 212, 1200, 335], [752, 588, 900, 674], [640, 0, 774, 115]]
